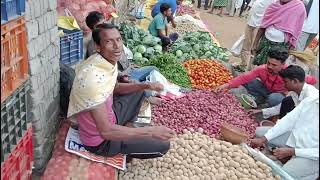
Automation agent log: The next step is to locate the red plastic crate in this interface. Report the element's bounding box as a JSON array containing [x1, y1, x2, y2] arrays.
[[1, 16, 29, 103], [1, 127, 33, 180]]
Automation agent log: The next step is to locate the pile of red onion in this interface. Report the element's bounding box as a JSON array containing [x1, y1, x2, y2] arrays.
[[152, 90, 258, 138]]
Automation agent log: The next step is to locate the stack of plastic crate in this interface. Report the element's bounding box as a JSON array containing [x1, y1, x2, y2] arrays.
[[1, 0, 33, 179]]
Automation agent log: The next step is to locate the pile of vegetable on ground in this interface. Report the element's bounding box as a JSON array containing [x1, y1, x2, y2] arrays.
[[119, 130, 280, 180], [169, 19, 206, 37], [141, 54, 191, 88], [184, 59, 232, 90], [119, 23, 163, 64], [152, 90, 257, 138], [170, 31, 229, 62], [176, 4, 196, 16]]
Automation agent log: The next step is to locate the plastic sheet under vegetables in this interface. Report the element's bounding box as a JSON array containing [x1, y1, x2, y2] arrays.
[[241, 143, 296, 180]]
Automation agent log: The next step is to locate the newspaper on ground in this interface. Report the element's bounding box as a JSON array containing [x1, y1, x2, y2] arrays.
[[65, 127, 127, 170]]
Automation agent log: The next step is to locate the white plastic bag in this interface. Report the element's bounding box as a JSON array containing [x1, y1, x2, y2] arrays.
[[241, 144, 296, 180], [231, 34, 245, 57], [146, 70, 182, 96], [123, 45, 133, 60]]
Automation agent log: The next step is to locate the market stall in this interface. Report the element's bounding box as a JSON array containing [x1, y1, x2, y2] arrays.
[[39, 0, 297, 179]]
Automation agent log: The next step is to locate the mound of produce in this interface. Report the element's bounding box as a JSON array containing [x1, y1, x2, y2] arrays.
[[169, 19, 206, 37], [57, 0, 117, 34], [119, 23, 163, 64], [142, 54, 191, 88], [184, 60, 232, 90], [170, 31, 229, 62], [152, 90, 257, 138], [176, 5, 196, 16], [119, 130, 280, 180]]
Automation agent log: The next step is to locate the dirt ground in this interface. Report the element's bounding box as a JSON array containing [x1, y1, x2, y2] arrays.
[[197, 6, 248, 64]]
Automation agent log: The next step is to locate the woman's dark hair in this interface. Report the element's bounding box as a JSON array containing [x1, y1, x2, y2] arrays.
[[267, 46, 289, 63], [279, 65, 305, 82], [92, 23, 119, 45], [85, 11, 104, 30], [160, 3, 171, 13]]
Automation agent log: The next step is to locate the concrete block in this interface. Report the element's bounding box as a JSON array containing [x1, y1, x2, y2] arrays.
[[48, 0, 57, 11], [51, 11, 57, 26], [30, 105, 44, 124], [36, 17, 44, 36], [28, 56, 42, 75], [25, 1, 31, 21], [26, 0, 35, 20], [34, 0, 41, 18], [30, 87, 45, 107], [49, 27, 58, 43], [32, 129, 46, 147], [26, 20, 38, 41], [30, 74, 40, 90], [27, 39, 36, 59], [43, 0, 50, 13]]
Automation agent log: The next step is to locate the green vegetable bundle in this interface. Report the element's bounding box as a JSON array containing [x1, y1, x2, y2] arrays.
[[142, 54, 192, 88], [170, 31, 229, 62], [119, 23, 163, 64]]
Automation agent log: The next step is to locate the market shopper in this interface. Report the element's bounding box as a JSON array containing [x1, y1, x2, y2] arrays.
[[239, 0, 274, 69], [216, 46, 288, 107], [296, 0, 319, 52], [251, 95, 319, 180], [248, 65, 319, 120], [224, 0, 237, 16], [148, 4, 179, 50], [68, 23, 175, 159], [151, 0, 184, 28], [208, 0, 228, 16], [251, 0, 306, 65], [197, 0, 210, 9]]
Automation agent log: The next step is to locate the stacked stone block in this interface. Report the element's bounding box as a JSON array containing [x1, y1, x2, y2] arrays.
[[25, 0, 61, 174]]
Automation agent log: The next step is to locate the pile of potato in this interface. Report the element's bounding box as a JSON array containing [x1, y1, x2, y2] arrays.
[[170, 20, 206, 36], [119, 129, 280, 180]]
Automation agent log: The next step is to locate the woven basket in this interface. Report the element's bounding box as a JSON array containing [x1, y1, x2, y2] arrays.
[[220, 123, 248, 144]]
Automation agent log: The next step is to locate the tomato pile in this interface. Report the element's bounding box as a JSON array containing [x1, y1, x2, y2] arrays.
[[184, 60, 232, 90], [308, 38, 318, 49]]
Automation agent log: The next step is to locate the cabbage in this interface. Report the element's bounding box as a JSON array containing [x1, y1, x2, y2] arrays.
[[137, 45, 147, 54], [142, 35, 152, 44], [154, 45, 162, 52], [141, 58, 149, 63], [193, 44, 200, 52], [205, 51, 212, 57], [146, 47, 155, 55], [176, 50, 183, 57], [134, 52, 143, 60]]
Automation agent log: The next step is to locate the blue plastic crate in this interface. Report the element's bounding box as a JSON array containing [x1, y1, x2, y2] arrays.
[[1, 0, 25, 25], [60, 29, 84, 65]]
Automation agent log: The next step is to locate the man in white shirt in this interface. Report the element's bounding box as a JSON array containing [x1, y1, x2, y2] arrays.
[[296, 0, 319, 52], [239, 0, 274, 69], [248, 65, 319, 120], [251, 95, 319, 180]]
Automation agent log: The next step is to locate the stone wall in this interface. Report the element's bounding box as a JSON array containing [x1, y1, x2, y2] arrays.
[[25, 0, 60, 174]]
